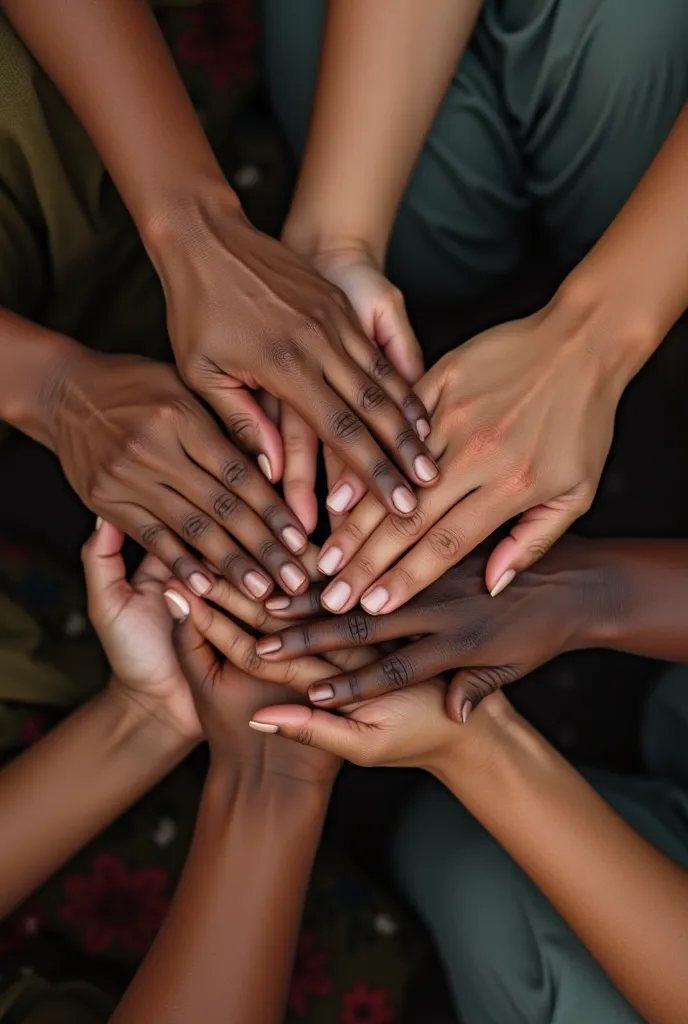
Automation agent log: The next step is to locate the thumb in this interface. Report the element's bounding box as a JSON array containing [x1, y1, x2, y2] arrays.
[[374, 296, 425, 384], [82, 519, 129, 617], [249, 704, 375, 763], [446, 664, 526, 724], [209, 386, 285, 484], [485, 494, 588, 597]]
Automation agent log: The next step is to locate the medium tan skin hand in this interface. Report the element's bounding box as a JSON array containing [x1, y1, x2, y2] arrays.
[[82, 519, 200, 742], [54, 349, 311, 600], [256, 537, 598, 722], [150, 193, 438, 522], [314, 300, 624, 614]]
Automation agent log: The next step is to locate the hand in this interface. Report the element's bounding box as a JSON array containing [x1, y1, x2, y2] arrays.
[[147, 188, 438, 519], [82, 519, 200, 742], [53, 348, 310, 600], [313, 297, 626, 614], [257, 537, 604, 720], [164, 587, 339, 788], [276, 245, 427, 524]]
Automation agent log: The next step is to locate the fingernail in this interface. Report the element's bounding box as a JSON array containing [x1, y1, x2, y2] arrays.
[[282, 525, 306, 553], [318, 546, 343, 575], [265, 595, 291, 611], [322, 580, 351, 612], [258, 454, 272, 481], [249, 720, 279, 734], [189, 572, 211, 596], [417, 418, 431, 441], [392, 486, 416, 514], [361, 586, 389, 614], [309, 683, 335, 702], [490, 570, 516, 598], [461, 700, 472, 724], [256, 635, 283, 655], [95, 516, 104, 530], [245, 571, 271, 598], [327, 482, 354, 514], [281, 563, 307, 592], [164, 590, 190, 622], [414, 455, 438, 482]]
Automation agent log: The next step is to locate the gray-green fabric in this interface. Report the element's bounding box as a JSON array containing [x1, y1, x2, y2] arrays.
[[392, 666, 688, 1024], [263, 0, 688, 303]]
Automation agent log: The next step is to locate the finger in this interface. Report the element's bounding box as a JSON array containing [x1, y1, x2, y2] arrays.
[[281, 404, 319, 534], [264, 583, 327, 619], [117, 503, 213, 597], [323, 350, 439, 488], [203, 385, 285, 485], [484, 489, 591, 596], [322, 446, 351, 531], [255, 603, 421, 660], [169, 597, 219, 691], [131, 553, 174, 587], [373, 294, 425, 386], [317, 491, 387, 577], [356, 491, 512, 615], [81, 518, 130, 621], [161, 461, 309, 596], [249, 704, 380, 764], [445, 665, 527, 723], [414, 357, 451, 420], [181, 421, 308, 556], [202, 576, 289, 635], [301, 636, 446, 708]]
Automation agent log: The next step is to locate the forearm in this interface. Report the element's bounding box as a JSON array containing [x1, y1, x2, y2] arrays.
[[113, 768, 330, 1024], [3, 0, 233, 242], [0, 687, 190, 918], [284, 0, 482, 265], [438, 713, 688, 1024], [556, 101, 688, 380]]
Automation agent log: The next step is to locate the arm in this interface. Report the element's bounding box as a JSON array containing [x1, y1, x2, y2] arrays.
[[283, 0, 483, 265], [0, 687, 189, 919]]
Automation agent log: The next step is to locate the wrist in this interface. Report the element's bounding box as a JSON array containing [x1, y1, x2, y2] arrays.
[[205, 759, 332, 824], [282, 217, 384, 270], [99, 684, 195, 767]]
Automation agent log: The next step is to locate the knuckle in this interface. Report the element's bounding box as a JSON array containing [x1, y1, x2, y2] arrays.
[[328, 409, 363, 443], [353, 556, 377, 581], [220, 551, 245, 578], [427, 526, 463, 562], [261, 504, 283, 530], [389, 508, 426, 539], [226, 415, 255, 445], [466, 423, 504, 459], [298, 624, 314, 653], [504, 462, 536, 497], [181, 512, 210, 541], [343, 612, 373, 645], [140, 522, 167, 549], [258, 539, 281, 562], [267, 339, 307, 374], [381, 654, 413, 690], [395, 565, 416, 591], [220, 458, 250, 488], [342, 520, 363, 545], [358, 384, 386, 413], [346, 674, 363, 703], [527, 536, 554, 561], [241, 644, 262, 674], [212, 492, 240, 521], [370, 458, 394, 482], [370, 353, 393, 382]]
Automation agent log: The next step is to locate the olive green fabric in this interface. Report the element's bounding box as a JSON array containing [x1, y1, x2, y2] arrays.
[[264, 0, 688, 303], [393, 666, 688, 1024]]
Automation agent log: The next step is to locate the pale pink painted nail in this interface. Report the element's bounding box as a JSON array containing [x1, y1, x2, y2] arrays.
[[322, 580, 351, 612], [392, 487, 416, 514], [327, 483, 355, 514], [95, 516, 104, 530], [249, 720, 279, 734], [490, 570, 516, 598], [258, 454, 272, 481], [189, 572, 211, 596], [318, 546, 343, 575], [309, 683, 335, 702], [282, 526, 306, 553], [245, 571, 271, 598], [164, 590, 190, 622], [414, 455, 438, 482], [256, 635, 282, 656], [281, 563, 307, 592], [265, 595, 291, 611], [461, 700, 472, 724], [361, 586, 390, 614]]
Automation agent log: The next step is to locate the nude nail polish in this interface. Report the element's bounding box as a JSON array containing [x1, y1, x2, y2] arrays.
[[414, 455, 438, 482], [490, 570, 516, 598], [461, 700, 472, 724], [164, 590, 190, 622], [282, 526, 306, 553], [309, 683, 335, 702], [361, 586, 389, 614], [245, 571, 270, 598], [392, 487, 416, 514], [189, 572, 211, 596], [256, 635, 282, 656], [258, 454, 272, 481], [327, 483, 355, 514], [322, 580, 351, 612], [318, 546, 343, 575], [281, 563, 307, 592], [265, 595, 291, 611], [249, 720, 279, 734]]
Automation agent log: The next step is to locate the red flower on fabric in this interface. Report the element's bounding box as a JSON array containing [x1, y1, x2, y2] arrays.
[[177, 0, 260, 87], [340, 982, 396, 1024], [288, 931, 332, 1015], [60, 854, 168, 955], [0, 905, 43, 957], [19, 711, 47, 746]]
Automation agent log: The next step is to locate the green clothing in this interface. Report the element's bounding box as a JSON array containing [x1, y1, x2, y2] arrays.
[[393, 666, 688, 1024], [263, 0, 688, 303]]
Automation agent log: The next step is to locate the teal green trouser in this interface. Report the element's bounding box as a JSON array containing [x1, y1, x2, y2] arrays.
[[263, 0, 688, 303], [391, 667, 688, 1024]]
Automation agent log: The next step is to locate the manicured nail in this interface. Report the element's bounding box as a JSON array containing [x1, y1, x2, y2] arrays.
[[282, 526, 306, 554], [244, 571, 271, 598], [490, 570, 516, 598], [309, 683, 335, 702], [258, 454, 272, 481], [95, 516, 104, 530], [361, 586, 390, 614], [281, 563, 307, 592], [322, 580, 351, 612], [189, 572, 211, 596], [414, 455, 438, 482], [256, 635, 283, 656], [392, 486, 416, 514], [461, 700, 472, 724], [265, 595, 291, 611], [249, 720, 279, 734], [417, 418, 431, 441], [327, 483, 355, 514], [164, 590, 190, 622], [318, 546, 343, 575]]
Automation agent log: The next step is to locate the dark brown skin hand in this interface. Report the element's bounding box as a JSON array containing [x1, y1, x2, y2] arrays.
[[148, 193, 438, 520], [51, 347, 311, 600], [256, 536, 604, 721]]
